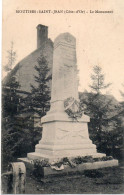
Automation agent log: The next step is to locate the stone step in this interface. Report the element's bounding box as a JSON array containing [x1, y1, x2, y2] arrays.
[[36, 143, 96, 150], [18, 157, 118, 178], [27, 149, 104, 161]]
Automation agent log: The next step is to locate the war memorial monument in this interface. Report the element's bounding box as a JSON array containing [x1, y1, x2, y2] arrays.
[[19, 32, 118, 176]]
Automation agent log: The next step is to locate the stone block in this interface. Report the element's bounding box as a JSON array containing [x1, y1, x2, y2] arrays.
[[18, 157, 118, 178]]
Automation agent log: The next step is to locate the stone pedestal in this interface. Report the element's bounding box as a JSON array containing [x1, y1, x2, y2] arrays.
[[28, 115, 105, 161], [28, 106, 105, 161]]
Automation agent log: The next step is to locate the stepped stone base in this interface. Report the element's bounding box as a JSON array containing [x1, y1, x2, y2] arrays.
[[20, 114, 118, 178], [27, 114, 105, 162], [25, 114, 118, 174], [27, 152, 106, 162]]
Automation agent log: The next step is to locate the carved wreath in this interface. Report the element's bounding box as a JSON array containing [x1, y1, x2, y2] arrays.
[[64, 97, 83, 121]]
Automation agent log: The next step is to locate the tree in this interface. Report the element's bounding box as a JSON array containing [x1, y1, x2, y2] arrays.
[[2, 76, 22, 164], [81, 93, 119, 139], [2, 54, 52, 166], [83, 65, 113, 133], [80, 65, 121, 157], [2, 76, 21, 117], [4, 41, 17, 72], [20, 95, 42, 151], [2, 76, 36, 165], [29, 55, 52, 117], [22, 55, 52, 150], [89, 65, 111, 94]]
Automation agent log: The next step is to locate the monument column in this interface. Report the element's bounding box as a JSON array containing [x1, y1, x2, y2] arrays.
[[49, 33, 79, 115]]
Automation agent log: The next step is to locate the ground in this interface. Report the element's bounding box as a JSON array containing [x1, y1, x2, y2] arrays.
[[2, 164, 124, 194]]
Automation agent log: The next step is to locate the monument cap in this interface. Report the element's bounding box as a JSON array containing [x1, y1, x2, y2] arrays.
[[54, 33, 76, 49]]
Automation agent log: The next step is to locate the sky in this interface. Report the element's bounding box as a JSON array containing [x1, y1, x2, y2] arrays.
[[2, 0, 124, 101]]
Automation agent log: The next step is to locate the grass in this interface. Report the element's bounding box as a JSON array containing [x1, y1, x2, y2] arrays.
[[2, 165, 124, 194]]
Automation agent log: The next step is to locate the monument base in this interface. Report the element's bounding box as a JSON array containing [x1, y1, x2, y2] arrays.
[[28, 152, 106, 162], [24, 113, 118, 178], [27, 114, 105, 162]]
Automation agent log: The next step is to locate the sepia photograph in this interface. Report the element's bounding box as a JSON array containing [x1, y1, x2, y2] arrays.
[[1, 0, 124, 194]]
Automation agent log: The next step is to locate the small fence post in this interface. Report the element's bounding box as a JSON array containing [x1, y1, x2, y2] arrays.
[[7, 162, 26, 194]]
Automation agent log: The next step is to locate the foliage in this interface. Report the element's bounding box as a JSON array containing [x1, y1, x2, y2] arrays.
[[2, 76, 35, 165], [21, 55, 52, 150], [89, 65, 111, 94], [2, 77, 21, 117], [2, 76, 22, 164], [2, 54, 52, 166], [80, 65, 123, 158], [32, 155, 114, 173], [33, 159, 50, 167], [80, 92, 123, 157], [87, 66, 115, 136], [21, 95, 42, 149], [81, 93, 119, 133], [4, 41, 17, 72], [28, 55, 52, 117]]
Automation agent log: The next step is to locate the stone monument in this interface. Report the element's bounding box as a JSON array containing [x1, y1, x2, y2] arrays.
[[28, 33, 105, 161]]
